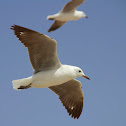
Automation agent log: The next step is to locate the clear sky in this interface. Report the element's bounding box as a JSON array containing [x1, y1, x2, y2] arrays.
[[0, 0, 126, 125]]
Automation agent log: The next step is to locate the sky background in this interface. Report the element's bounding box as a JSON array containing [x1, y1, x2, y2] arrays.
[[0, 0, 126, 125]]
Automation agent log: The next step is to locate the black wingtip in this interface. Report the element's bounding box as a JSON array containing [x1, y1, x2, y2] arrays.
[[48, 30, 51, 32], [48, 28, 56, 32], [10, 24, 16, 30], [10, 25, 14, 30], [48, 28, 53, 32]]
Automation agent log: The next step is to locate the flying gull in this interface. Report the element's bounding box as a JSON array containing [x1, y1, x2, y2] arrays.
[[11, 25, 90, 119], [47, 0, 88, 32]]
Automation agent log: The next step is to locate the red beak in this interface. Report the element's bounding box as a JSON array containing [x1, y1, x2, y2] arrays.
[[83, 75, 90, 80]]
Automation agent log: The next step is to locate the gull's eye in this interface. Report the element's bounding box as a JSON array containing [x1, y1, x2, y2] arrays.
[[79, 70, 81, 73]]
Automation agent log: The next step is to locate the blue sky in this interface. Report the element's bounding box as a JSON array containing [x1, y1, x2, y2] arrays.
[[0, 0, 126, 125]]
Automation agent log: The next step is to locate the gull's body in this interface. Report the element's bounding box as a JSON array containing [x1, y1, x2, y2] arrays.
[[13, 65, 82, 89], [47, 0, 88, 32], [32, 65, 81, 88], [11, 25, 90, 119], [48, 11, 85, 22]]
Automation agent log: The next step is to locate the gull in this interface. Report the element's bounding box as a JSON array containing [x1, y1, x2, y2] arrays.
[[47, 0, 88, 32], [11, 25, 90, 119]]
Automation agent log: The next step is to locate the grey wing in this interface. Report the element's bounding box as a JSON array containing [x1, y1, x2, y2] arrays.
[[11, 25, 61, 74], [49, 79, 83, 119], [48, 20, 66, 32], [62, 0, 85, 12]]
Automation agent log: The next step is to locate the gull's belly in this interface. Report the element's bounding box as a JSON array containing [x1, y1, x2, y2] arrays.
[[56, 13, 80, 21], [31, 69, 73, 88]]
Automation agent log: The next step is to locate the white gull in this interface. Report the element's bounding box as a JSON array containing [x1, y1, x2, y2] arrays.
[[47, 0, 88, 32], [10, 25, 90, 119]]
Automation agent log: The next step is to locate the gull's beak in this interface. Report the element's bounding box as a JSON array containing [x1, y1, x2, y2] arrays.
[[83, 75, 90, 80], [85, 16, 88, 18]]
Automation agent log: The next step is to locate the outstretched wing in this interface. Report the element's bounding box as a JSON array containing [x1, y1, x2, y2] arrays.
[[11, 25, 61, 74], [62, 0, 85, 12], [49, 79, 83, 119], [48, 20, 66, 32]]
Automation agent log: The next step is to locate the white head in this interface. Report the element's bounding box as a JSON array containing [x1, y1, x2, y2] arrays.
[[82, 12, 88, 18], [78, 11, 88, 18], [73, 66, 90, 80]]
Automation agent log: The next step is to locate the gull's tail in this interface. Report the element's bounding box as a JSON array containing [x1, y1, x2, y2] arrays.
[[47, 15, 55, 20], [12, 77, 32, 90]]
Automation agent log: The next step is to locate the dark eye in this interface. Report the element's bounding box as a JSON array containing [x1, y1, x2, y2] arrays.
[[79, 70, 81, 73]]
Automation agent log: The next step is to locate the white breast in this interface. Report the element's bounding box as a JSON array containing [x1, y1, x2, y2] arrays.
[[31, 65, 75, 88], [55, 11, 81, 21]]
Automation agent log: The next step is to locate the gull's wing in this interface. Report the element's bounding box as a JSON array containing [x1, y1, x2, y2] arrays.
[[62, 0, 85, 12], [49, 79, 83, 119], [48, 20, 66, 32], [11, 25, 61, 74]]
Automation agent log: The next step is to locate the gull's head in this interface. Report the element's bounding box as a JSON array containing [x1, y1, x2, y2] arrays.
[[82, 12, 88, 18], [73, 67, 90, 80], [76, 11, 88, 19]]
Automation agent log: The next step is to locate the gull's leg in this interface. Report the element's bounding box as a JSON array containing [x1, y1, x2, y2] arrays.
[[18, 84, 32, 90]]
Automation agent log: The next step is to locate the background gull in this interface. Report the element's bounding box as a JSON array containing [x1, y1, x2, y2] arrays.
[[47, 0, 88, 32], [10, 25, 90, 119]]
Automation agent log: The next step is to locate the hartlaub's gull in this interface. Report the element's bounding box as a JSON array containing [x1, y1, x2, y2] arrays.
[[11, 25, 90, 119], [47, 0, 88, 32]]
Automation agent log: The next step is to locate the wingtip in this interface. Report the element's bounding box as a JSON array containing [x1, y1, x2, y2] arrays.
[[48, 29, 51, 32], [63, 101, 82, 119], [10, 25, 14, 30], [48, 28, 53, 32], [48, 28, 56, 32], [10, 24, 16, 30]]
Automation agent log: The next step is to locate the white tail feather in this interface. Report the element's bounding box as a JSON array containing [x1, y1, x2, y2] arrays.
[[47, 15, 55, 20], [12, 76, 32, 90]]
